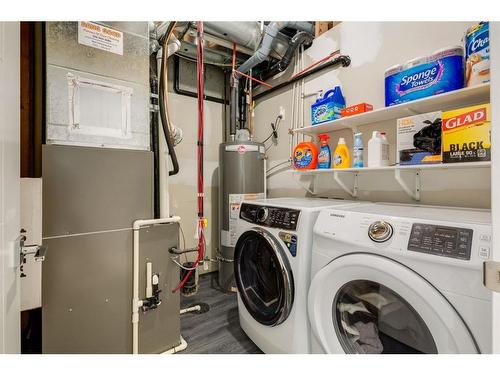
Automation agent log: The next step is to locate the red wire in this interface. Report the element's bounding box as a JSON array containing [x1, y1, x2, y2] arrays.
[[172, 21, 205, 293], [234, 70, 273, 88], [232, 42, 236, 73]]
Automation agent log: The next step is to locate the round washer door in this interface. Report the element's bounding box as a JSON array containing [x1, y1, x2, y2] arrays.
[[308, 253, 478, 354], [234, 228, 294, 326]]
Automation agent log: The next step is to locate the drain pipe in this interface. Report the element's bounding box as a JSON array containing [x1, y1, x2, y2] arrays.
[[132, 216, 181, 354]]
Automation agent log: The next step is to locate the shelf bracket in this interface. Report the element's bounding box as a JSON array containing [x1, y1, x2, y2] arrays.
[[333, 171, 358, 198], [292, 173, 317, 196], [394, 169, 421, 201]]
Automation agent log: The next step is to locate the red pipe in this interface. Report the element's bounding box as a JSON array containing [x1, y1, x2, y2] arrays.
[[172, 21, 205, 293]]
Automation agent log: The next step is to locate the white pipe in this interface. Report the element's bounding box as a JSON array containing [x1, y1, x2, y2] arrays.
[[157, 51, 170, 218], [132, 216, 181, 354], [146, 262, 152, 298], [180, 305, 201, 315], [264, 158, 267, 197], [161, 335, 188, 354]]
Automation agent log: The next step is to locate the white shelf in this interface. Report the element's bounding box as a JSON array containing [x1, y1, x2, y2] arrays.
[[291, 161, 491, 175], [290, 162, 491, 200], [294, 83, 490, 135]]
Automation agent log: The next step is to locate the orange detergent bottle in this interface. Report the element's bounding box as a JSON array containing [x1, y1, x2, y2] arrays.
[[293, 142, 319, 170]]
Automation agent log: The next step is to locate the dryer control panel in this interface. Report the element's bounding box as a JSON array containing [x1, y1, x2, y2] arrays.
[[240, 203, 300, 231], [407, 223, 473, 260]]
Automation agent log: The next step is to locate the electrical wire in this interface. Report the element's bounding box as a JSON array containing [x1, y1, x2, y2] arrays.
[[172, 21, 205, 293], [262, 115, 283, 144]]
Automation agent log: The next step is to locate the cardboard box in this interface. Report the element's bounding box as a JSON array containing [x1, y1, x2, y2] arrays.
[[341, 103, 373, 117], [397, 111, 442, 165], [442, 103, 491, 163]]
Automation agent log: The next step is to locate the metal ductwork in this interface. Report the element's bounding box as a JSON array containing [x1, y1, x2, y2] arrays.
[[229, 21, 314, 138], [236, 21, 313, 75], [257, 31, 314, 82], [203, 21, 290, 60]]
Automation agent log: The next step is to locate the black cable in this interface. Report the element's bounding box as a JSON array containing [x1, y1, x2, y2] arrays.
[[262, 115, 282, 144], [159, 22, 180, 176]]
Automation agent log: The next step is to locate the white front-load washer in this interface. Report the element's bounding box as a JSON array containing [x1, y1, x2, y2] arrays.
[[308, 203, 492, 354], [233, 197, 361, 354]]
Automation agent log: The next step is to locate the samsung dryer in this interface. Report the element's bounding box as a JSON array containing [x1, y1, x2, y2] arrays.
[[233, 197, 361, 354], [308, 203, 492, 354]]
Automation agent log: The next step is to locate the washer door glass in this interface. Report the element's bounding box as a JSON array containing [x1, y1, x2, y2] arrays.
[[234, 229, 294, 326], [308, 253, 478, 354], [333, 280, 437, 354]]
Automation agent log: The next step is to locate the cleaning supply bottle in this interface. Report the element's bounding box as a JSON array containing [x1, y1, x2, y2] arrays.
[[293, 141, 319, 170], [317, 134, 331, 169], [311, 86, 346, 125], [333, 138, 351, 169], [353, 132, 364, 168], [368, 131, 390, 167]]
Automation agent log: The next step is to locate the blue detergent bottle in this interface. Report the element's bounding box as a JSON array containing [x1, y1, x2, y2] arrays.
[[311, 86, 346, 125], [317, 133, 331, 169], [353, 132, 364, 168]]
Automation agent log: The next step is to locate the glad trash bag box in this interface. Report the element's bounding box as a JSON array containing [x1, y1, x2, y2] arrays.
[[385, 47, 465, 107], [442, 103, 491, 163]]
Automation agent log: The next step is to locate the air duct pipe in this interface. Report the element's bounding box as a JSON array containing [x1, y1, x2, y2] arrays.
[[236, 21, 313, 75], [203, 22, 293, 60], [229, 21, 314, 138], [257, 31, 314, 82]]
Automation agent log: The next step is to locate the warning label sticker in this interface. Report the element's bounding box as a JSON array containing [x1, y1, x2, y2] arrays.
[[78, 21, 123, 56]]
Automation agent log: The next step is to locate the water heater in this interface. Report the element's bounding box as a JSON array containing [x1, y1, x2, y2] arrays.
[[218, 140, 265, 292]]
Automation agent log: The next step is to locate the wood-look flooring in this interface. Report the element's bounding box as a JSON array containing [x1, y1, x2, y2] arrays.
[[179, 273, 262, 354]]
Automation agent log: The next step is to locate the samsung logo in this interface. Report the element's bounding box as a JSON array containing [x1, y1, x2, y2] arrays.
[[329, 213, 345, 218]]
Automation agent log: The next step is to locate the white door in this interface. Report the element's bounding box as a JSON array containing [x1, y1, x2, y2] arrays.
[[490, 21, 500, 354], [0, 21, 21, 354], [308, 254, 478, 354]]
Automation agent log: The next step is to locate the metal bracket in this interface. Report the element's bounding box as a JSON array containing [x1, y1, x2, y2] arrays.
[[292, 173, 317, 195], [484, 261, 500, 293], [395, 169, 421, 201], [20, 244, 47, 265], [333, 171, 358, 198]]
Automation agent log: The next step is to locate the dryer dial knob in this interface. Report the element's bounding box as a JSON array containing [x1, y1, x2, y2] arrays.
[[256, 207, 269, 223], [368, 220, 393, 243]]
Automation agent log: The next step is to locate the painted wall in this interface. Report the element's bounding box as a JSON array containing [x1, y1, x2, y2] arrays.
[[253, 22, 491, 208], [165, 56, 226, 272]]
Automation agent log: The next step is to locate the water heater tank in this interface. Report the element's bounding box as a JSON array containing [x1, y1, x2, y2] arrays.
[[218, 141, 265, 292]]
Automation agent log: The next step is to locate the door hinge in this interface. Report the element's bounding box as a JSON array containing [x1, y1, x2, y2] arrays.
[[483, 260, 500, 293]]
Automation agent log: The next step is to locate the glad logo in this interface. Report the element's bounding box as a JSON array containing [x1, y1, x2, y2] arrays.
[[238, 145, 246, 154], [443, 108, 486, 131]]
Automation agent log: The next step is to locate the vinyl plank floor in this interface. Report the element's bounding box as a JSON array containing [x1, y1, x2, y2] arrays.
[[179, 272, 262, 354]]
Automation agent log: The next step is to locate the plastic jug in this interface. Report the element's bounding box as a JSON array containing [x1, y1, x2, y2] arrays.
[[293, 142, 319, 170], [317, 134, 331, 169], [333, 138, 350, 169], [311, 86, 346, 125], [368, 131, 390, 167]]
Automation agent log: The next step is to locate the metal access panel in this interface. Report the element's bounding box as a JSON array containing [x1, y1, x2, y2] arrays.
[[42, 224, 180, 354], [45, 21, 150, 150], [42, 145, 153, 237]]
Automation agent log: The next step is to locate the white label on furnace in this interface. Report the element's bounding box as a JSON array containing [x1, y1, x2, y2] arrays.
[[228, 193, 264, 247], [78, 21, 123, 56]]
